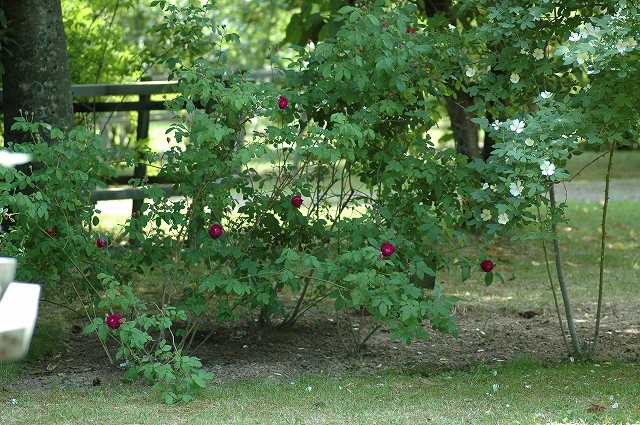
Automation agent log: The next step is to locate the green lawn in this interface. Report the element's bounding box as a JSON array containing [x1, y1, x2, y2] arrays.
[[444, 200, 640, 312], [566, 150, 640, 181], [2, 360, 639, 424]]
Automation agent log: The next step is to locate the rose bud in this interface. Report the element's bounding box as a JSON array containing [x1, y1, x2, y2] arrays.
[[291, 195, 303, 208], [208, 223, 224, 239], [480, 259, 495, 273], [380, 242, 396, 258], [105, 312, 124, 330], [278, 95, 288, 110]]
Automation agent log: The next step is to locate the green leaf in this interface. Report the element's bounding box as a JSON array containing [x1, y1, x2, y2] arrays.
[[484, 272, 494, 286], [461, 262, 471, 282]]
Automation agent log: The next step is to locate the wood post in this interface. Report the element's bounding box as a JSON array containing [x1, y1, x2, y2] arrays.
[[131, 77, 151, 218]]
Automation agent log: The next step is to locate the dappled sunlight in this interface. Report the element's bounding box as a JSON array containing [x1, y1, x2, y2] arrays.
[[450, 289, 517, 302]]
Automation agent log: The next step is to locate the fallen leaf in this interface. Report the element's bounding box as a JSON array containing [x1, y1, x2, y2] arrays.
[[587, 403, 606, 413]]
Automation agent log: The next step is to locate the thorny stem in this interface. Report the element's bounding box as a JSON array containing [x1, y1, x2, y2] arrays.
[[40, 299, 84, 318], [548, 183, 582, 356], [67, 271, 113, 364], [549, 182, 582, 355], [280, 275, 311, 328], [568, 151, 609, 182], [537, 206, 570, 353], [359, 325, 381, 349], [51, 239, 113, 363]]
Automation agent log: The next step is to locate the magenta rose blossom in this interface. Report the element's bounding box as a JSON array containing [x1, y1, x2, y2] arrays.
[[96, 237, 107, 248], [406, 27, 417, 34], [380, 242, 395, 258], [208, 223, 224, 239], [105, 313, 124, 330], [291, 195, 303, 208], [278, 95, 288, 110], [480, 259, 495, 273]]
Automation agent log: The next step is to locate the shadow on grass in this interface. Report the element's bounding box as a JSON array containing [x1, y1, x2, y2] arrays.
[[0, 319, 65, 387]]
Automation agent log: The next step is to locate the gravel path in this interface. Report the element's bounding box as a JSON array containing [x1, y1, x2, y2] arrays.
[[555, 179, 640, 202]]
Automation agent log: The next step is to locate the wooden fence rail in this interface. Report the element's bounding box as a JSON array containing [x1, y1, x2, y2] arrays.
[[84, 81, 178, 217], [0, 71, 277, 219], [2, 80, 181, 217]]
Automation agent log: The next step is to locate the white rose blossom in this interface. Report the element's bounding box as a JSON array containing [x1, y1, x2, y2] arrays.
[[465, 66, 477, 77], [616, 37, 637, 54], [509, 180, 524, 197], [532, 48, 544, 60], [510, 119, 525, 133], [540, 91, 553, 99], [482, 183, 490, 190], [569, 32, 581, 42], [491, 120, 501, 131], [525, 138, 535, 147], [481, 209, 492, 222], [497, 213, 509, 225], [540, 160, 556, 176], [510, 73, 520, 84]]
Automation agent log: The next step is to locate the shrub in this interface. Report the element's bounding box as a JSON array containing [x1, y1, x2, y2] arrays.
[[0, 121, 125, 293]]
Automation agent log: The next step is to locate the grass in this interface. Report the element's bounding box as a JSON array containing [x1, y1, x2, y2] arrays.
[[443, 200, 640, 312], [0, 314, 65, 388], [566, 150, 640, 181], [1, 360, 639, 424]]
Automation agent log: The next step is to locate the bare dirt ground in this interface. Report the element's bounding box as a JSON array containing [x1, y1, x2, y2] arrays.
[[6, 299, 638, 392]]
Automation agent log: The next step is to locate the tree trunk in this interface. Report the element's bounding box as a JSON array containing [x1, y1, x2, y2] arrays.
[[445, 95, 479, 158], [420, 0, 453, 18], [482, 131, 495, 160], [1, 0, 73, 143], [420, 1, 481, 159], [482, 112, 497, 160]]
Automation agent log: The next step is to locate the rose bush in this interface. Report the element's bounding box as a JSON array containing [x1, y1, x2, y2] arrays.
[[0, 1, 518, 402], [120, 2, 506, 350], [467, 0, 640, 355], [0, 121, 127, 294]]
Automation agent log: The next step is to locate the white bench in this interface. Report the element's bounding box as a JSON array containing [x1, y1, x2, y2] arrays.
[[0, 258, 41, 361]]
